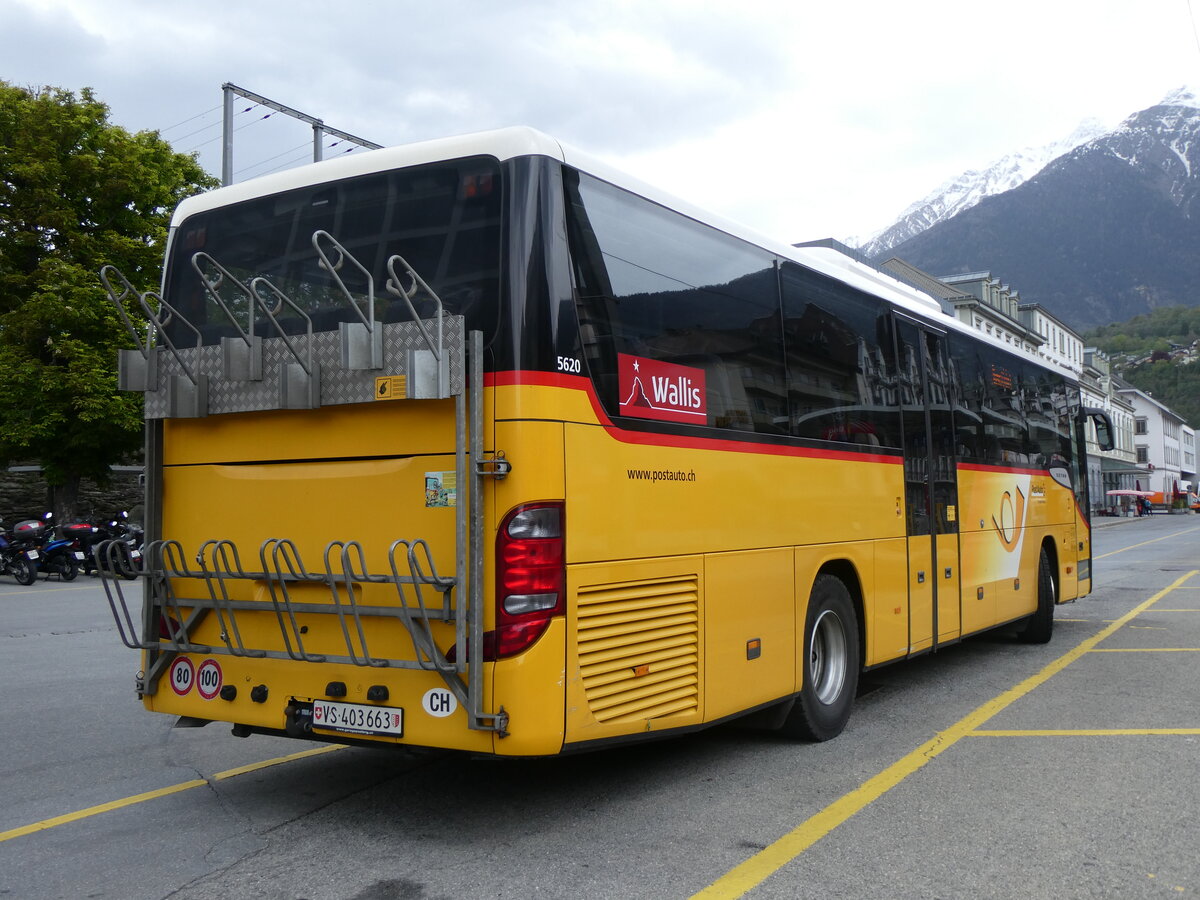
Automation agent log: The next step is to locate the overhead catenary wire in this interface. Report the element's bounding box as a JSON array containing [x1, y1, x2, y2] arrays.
[[218, 84, 382, 185], [177, 103, 273, 155], [1189, 0, 1200, 62], [245, 141, 365, 180], [234, 139, 318, 178], [159, 104, 222, 136]]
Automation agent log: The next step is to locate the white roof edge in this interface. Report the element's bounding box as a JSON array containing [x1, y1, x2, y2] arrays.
[[167, 124, 1044, 364], [170, 126, 567, 224]]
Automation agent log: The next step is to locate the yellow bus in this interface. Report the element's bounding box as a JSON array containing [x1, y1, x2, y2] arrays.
[[99, 126, 1113, 755]]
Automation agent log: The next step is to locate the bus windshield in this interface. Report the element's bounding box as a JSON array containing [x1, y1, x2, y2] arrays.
[[161, 156, 503, 344]]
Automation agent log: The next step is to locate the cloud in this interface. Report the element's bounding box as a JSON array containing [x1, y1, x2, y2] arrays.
[[3, 0, 1199, 241]]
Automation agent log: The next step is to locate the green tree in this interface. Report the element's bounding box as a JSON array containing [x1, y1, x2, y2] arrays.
[[0, 83, 218, 518]]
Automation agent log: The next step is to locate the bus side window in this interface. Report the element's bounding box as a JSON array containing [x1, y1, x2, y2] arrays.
[[562, 168, 785, 435]]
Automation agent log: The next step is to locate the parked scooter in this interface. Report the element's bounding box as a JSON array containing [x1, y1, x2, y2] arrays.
[[30, 513, 85, 581], [0, 518, 39, 586]]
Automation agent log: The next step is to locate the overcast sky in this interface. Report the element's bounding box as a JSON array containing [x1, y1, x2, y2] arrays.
[[3, 0, 1200, 244]]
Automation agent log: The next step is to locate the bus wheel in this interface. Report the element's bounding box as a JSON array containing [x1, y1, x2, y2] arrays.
[[1017, 550, 1055, 644], [781, 573, 860, 742]]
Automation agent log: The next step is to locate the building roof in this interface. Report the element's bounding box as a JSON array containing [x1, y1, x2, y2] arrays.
[[877, 258, 974, 305]]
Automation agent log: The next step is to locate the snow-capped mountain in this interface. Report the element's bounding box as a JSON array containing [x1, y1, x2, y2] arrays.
[[876, 87, 1200, 331], [1083, 86, 1200, 213], [854, 118, 1111, 258]]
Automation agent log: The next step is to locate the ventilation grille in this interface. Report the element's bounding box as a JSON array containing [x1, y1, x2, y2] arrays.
[[577, 575, 699, 724]]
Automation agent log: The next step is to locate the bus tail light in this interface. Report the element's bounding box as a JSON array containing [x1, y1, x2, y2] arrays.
[[490, 501, 565, 660]]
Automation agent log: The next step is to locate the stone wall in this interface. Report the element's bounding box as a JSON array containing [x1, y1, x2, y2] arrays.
[[0, 468, 145, 526]]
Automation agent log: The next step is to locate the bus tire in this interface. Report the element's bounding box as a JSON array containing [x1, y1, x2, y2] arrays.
[[781, 573, 860, 742], [1017, 549, 1055, 644]]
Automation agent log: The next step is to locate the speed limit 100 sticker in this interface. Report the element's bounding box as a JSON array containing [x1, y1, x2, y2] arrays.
[[170, 657, 195, 696], [196, 658, 223, 700]]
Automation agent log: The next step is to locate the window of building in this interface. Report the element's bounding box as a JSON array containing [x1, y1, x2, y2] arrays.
[[1135, 417, 1148, 435], [1136, 446, 1149, 464]]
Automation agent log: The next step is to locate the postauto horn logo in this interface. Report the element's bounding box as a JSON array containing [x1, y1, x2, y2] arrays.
[[618, 353, 707, 425]]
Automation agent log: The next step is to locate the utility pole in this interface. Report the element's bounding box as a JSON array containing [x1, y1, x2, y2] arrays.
[[221, 82, 383, 186]]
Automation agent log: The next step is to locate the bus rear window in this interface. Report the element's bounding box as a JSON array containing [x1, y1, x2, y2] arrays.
[[162, 158, 503, 345]]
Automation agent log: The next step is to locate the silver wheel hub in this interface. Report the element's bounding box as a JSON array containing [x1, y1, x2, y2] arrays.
[[809, 609, 848, 705]]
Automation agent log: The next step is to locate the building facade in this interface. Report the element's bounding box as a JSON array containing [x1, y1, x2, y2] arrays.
[[1118, 383, 1190, 502], [1083, 350, 1144, 511]]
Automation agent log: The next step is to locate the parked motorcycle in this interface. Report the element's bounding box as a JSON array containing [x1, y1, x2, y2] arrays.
[[0, 518, 39, 586], [62, 519, 106, 575], [93, 511, 144, 580]]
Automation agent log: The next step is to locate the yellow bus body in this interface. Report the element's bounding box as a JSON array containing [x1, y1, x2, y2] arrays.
[[142, 376, 1087, 755]]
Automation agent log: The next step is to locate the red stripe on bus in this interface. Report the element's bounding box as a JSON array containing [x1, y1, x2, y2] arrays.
[[485, 370, 902, 465]]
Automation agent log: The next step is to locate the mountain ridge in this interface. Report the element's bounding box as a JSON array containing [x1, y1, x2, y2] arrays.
[[866, 88, 1200, 332], [854, 117, 1110, 258]]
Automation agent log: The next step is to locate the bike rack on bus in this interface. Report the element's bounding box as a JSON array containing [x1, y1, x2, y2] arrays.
[[249, 277, 320, 409], [99, 236, 505, 736], [191, 252, 263, 382], [101, 267, 209, 417], [312, 229, 383, 371]]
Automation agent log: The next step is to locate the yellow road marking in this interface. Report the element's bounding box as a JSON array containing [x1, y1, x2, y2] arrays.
[[0, 744, 343, 843], [970, 729, 1200, 737], [0, 584, 101, 598], [1090, 647, 1200, 652], [1094, 525, 1200, 559], [211, 744, 343, 781], [692, 570, 1197, 899]]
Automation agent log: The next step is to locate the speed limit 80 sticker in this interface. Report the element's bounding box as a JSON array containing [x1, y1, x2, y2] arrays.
[[170, 657, 195, 696], [168, 657, 222, 699]]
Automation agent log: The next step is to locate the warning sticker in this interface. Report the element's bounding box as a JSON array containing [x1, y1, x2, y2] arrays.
[[374, 375, 407, 400], [425, 471, 457, 508], [196, 658, 223, 700]]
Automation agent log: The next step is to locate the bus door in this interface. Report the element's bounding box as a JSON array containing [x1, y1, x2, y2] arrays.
[[893, 317, 961, 653]]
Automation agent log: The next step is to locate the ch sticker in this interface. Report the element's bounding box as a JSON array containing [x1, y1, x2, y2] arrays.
[[422, 688, 458, 718]]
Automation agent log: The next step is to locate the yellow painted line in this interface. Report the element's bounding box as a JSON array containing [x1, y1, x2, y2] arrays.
[[212, 744, 343, 780], [0, 584, 101, 598], [1090, 647, 1200, 652], [0, 744, 343, 844], [1095, 525, 1200, 559], [970, 728, 1200, 737], [692, 569, 1198, 900], [0, 779, 207, 843]]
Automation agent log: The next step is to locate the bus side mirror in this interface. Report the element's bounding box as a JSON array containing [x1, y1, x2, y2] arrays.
[[1082, 407, 1115, 452]]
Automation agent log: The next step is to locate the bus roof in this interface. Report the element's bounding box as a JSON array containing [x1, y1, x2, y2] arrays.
[[170, 126, 1051, 369]]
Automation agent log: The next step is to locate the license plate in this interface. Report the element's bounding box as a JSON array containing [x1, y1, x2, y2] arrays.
[[311, 700, 403, 737], [73, 551, 86, 561], [26, 549, 39, 560]]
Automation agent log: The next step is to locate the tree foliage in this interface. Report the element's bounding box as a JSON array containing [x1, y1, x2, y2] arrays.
[[1086, 305, 1200, 357], [1084, 305, 1200, 428], [0, 82, 218, 510]]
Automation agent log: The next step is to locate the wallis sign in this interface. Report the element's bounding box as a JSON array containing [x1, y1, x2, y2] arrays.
[[617, 353, 707, 425]]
